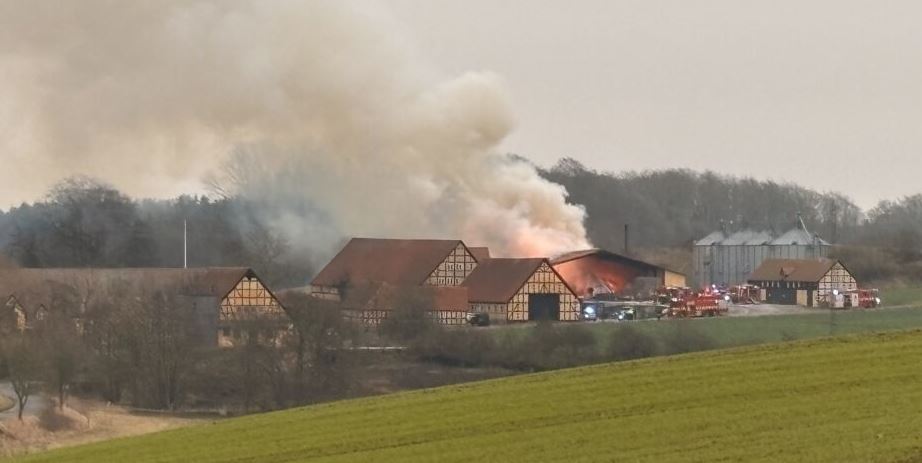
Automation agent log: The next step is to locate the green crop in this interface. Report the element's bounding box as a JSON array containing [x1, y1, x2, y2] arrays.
[[13, 330, 922, 463]]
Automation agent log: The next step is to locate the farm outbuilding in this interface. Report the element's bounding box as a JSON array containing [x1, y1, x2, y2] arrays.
[[692, 224, 831, 288], [464, 258, 580, 322], [310, 238, 482, 325], [310, 238, 582, 324], [0, 267, 287, 347], [550, 249, 686, 299], [747, 258, 857, 307]]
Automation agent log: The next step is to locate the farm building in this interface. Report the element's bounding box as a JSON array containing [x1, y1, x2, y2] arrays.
[[310, 238, 581, 324], [0, 267, 287, 347], [747, 258, 857, 306], [464, 258, 580, 322], [310, 238, 481, 325], [692, 224, 831, 288], [550, 249, 686, 298]]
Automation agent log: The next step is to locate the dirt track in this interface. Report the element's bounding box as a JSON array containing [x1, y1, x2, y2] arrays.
[[0, 398, 207, 458]]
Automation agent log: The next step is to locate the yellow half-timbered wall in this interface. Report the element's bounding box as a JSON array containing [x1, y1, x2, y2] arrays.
[[818, 263, 857, 294], [425, 244, 478, 286], [505, 263, 580, 322], [469, 302, 507, 323], [219, 277, 285, 323]]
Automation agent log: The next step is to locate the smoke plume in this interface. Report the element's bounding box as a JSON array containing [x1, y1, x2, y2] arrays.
[[0, 1, 589, 262]]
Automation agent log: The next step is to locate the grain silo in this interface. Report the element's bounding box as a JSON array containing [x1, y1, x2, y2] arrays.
[[692, 221, 831, 288]]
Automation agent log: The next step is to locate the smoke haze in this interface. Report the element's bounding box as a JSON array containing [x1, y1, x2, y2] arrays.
[[0, 1, 589, 261]]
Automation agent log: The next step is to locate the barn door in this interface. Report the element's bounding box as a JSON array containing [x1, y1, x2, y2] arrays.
[[528, 294, 560, 321]]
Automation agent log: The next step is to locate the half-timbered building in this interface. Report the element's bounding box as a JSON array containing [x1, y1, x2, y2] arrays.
[[310, 238, 481, 325], [747, 258, 857, 307], [0, 268, 286, 347], [463, 258, 580, 322]]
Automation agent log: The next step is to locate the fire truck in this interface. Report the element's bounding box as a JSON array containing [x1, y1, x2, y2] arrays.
[[656, 287, 727, 318], [727, 284, 761, 304], [827, 288, 881, 309]]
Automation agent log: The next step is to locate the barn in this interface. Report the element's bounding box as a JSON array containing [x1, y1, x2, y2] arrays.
[[464, 258, 580, 322], [747, 258, 857, 307], [310, 238, 481, 325], [0, 267, 287, 347], [550, 249, 686, 299]]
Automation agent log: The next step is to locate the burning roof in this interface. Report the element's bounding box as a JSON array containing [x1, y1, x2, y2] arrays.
[[550, 249, 677, 297]]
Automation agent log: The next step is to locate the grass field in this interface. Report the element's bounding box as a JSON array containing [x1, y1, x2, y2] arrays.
[[585, 306, 922, 348], [13, 330, 922, 463], [881, 287, 922, 307]]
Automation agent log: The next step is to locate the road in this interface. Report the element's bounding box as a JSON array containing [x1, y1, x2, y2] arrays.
[[0, 382, 46, 419]]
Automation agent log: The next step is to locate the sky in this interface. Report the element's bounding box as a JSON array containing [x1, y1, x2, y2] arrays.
[[384, 0, 922, 208], [0, 1, 920, 210]]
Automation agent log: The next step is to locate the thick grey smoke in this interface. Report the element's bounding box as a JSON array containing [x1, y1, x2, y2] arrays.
[[0, 1, 589, 261]]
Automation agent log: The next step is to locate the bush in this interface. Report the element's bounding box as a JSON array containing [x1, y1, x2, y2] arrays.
[[607, 325, 659, 361], [413, 329, 497, 367], [661, 322, 717, 355]]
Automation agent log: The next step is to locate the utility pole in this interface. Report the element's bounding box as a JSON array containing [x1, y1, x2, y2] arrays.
[[183, 220, 188, 269]]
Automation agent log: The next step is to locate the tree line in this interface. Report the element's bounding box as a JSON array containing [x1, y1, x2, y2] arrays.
[[3, 163, 922, 287], [540, 158, 922, 282], [0, 176, 313, 288]]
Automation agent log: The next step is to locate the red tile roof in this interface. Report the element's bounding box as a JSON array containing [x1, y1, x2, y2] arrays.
[[468, 247, 491, 262], [340, 281, 468, 311], [462, 258, 548, 303], [311, 238, 466, 287], [748, 258, 840, 283], [0, 267, 258, 316]]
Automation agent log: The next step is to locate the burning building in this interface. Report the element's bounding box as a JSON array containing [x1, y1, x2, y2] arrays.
[[550, 249, 686, 299], [0, 267, 287, 347]]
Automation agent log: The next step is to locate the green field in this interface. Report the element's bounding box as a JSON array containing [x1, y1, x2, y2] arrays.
[[881, 287, 922, 307], [586, 306, 922, 348], [14, 330, 922, 463]]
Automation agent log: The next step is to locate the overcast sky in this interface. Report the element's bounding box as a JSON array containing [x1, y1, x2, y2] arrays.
[[384, 0, 922, 208]]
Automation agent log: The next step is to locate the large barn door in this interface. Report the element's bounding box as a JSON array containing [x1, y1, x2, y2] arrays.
[[528, 294, 560, 321]]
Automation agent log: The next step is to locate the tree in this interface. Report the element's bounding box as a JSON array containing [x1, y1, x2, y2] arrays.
[[281, 292, 354, 405], [127, 289, 199, 410], [1, 335, 42, 420], [378, 288, 437, 345]]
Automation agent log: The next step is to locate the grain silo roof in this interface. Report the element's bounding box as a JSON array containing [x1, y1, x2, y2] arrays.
[[720, 230, 773, 245], [463, 258, 548, 303], [694, 231, 726, 246], [311, 238, 465, 287], [748, 258, 838, 282], [770, 227, 830, 246]]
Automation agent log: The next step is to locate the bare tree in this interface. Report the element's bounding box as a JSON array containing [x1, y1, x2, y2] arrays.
[[1, 335, 42, 420], [281, 292, 354, 405]]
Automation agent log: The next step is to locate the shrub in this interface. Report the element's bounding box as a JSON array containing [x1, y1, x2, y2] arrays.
[[661, 321, 717, 355], [607, 325, 659, 361]]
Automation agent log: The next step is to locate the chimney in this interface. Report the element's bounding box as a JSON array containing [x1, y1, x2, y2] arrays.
[[624, 224, 629, 255]]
